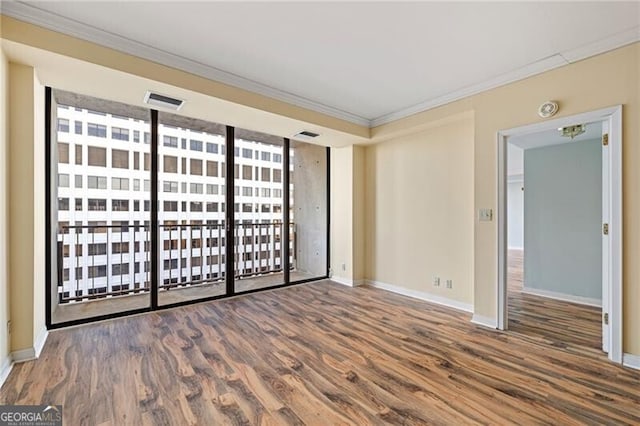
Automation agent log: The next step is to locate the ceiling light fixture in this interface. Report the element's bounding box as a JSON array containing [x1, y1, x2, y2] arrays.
[[558, 124, 586, 139]]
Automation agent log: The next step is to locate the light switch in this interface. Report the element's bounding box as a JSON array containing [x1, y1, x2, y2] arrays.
[[478, 208, 493, 222]]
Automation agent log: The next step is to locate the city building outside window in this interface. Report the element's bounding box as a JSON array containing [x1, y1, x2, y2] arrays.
[[88, 146, 107, 167], [58, 143, 69, 164], [87, 123, 107, 138], [112, 149, 129, 169], [57, 118, 69, 132], [112, 126, 129, 141], [163, 135, 178, 148]]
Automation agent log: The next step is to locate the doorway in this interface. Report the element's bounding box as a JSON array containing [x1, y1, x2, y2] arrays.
[[497, 106, 622, 363]]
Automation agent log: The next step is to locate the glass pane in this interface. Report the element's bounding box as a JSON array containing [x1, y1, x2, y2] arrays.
[[51, 90, 151, 324], [234, 129, 285, 292], [290, 141, 328, 280], [157, 112, 227, 305]]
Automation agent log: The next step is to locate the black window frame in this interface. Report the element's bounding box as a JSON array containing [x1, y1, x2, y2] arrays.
[[45, 87, 331, 330]]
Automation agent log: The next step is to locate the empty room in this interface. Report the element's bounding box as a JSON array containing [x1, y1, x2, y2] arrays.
[[0, 2, 639, 425]]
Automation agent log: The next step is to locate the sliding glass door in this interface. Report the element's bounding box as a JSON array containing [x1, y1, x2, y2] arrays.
[[47, 88, 329, 327]]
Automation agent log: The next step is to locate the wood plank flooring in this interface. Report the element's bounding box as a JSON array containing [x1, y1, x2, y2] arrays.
[[2, 280, 639, 425], [52, 271, 314, 324], [507, 249, 602, 352]]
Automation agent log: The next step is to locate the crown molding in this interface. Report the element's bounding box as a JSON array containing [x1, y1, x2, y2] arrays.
[[370, 26, 640, 127], [0, 1, 371, 127], [2, 2, 638, 130]]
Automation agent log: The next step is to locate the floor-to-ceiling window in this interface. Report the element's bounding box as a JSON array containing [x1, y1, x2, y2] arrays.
[[156, 112, 228, 306], [233, 129, 286, 293], [47, 89, 329, 327], [50, 90, 152, 324], [290, 140, 329, 281]]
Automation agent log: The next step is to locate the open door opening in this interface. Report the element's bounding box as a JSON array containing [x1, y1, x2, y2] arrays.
[[497, 106, 622, 364]]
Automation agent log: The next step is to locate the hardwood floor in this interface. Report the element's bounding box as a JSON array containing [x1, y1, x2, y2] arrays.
[[2, 280, 639, 425], [52, 271, 315, 324], [507, 249, 602, 352]]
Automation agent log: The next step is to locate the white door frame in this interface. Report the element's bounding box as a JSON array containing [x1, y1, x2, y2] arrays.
[[496, 105, 622, 364]]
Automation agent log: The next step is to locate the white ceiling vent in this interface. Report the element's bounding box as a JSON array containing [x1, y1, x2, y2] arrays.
[[293, 130, 320, 141], [143, 91, 185, 110]]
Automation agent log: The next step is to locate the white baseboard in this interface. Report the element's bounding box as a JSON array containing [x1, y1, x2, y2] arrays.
[[365, 280, 473, 313], [331, 277, 364, 287], [623, 353, 640, 370], [34, 327, 49, 358], [521, 287, 602, 307], [471, 314, 498, 329], [11, 347, 36, 363], [0, 355, 13, 389], [10, 327, 49, 364]]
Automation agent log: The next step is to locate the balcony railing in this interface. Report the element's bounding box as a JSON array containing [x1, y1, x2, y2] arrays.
[[57, 221, 296, 304]]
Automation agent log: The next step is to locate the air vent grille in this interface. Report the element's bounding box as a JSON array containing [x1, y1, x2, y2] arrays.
[[293, 130, 320, 141], [143, 91, 185, 110]]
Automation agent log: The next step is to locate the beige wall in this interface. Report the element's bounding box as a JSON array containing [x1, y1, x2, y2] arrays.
[[330, 145, 366, 284], [0, 49, 10, 372], [370, 43, 639, 355], [365, 116, 474, 305], [352, 145, 365, 282], [8, 62, 45, 353], [330, 146, 354, 282], [473, 44, 639, 354]]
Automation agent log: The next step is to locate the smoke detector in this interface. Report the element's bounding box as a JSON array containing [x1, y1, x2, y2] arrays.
[[293, 130, 320, 141], [538, 100, 559, 118], [143, 91, 185, 110]]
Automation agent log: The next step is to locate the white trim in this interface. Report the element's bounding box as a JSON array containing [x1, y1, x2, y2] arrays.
[[0, 1, 370, 127], [471, 314, 497, 329], [507, 246, 524, 251], [497, 105, 624, 364], [0, 356, 13, 389], [2, 2, 638, 128], [608, 107, 623, 364], [365, 280, 473, 313], [623, 353, 640, 370], [521, 287, 601, 308], [11, 347, 36, 363], [9, 328, 49, 363], [330, 277, 364, 287], [34, 327, 49, 358]]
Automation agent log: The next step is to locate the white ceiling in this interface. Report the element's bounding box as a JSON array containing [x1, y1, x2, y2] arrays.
[[3, 2, 640, 126]]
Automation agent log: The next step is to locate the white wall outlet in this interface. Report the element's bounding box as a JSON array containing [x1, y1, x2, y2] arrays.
[[433, 277, 440, 286], [478, 208, 493, 222], [446, 279, 453, 289]]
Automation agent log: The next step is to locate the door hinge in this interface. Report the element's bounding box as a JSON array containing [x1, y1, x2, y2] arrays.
[[603, 223, 609, 235], [603, 312, 609, 325], [602, 133, 609, 146]]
